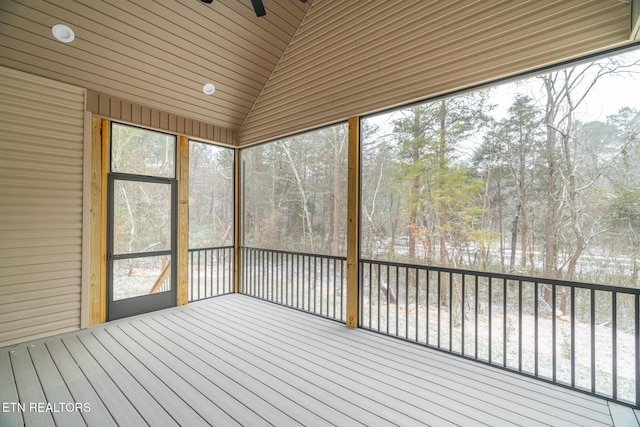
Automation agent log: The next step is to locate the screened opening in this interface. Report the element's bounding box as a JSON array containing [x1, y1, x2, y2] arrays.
[[188, 140, 235, 300], [111, 123, 176, 178], [242, 123, 349, 256], [359, 48, 640, 402], [361, 49, 640, 285], [240, 123, 349, 320]]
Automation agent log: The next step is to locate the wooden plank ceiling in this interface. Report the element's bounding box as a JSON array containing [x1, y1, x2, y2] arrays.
[[0, 0, 637, 146], [0, 0, 310, 131]]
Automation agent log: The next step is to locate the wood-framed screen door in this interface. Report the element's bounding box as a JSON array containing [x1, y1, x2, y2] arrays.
[[107, 123, 177, 321]]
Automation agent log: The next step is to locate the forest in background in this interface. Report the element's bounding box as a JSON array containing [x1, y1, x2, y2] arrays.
[[240, 49, 640, 289]]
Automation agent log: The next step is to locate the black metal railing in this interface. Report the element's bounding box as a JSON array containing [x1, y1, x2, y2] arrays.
[[188, 246, 234, 302], [241, 247, 346, 321], [360, 258, 640, 407]]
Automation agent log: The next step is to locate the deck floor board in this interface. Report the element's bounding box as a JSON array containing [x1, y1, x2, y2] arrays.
[[43, 340, 117, 427], [193, 302, 514, 426], [207, 302, 567, 426], [9, 347, 55, 427], [28, 344, 86, 427], [0, 350, 24, 427], [148, 314, 376, 425], [219, 297, 614, 425], [1, 293, 637, 426]]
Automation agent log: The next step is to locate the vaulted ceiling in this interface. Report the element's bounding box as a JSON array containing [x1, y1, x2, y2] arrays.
[[0, 0, 310, 131], [1, 0, 638, 146]]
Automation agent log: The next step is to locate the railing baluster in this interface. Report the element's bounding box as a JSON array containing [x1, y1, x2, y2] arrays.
[[306, 255, 310, 311], [462, 273, 466, 355], [341, 259, 345, 321], [252, 248, 256, 295], [208, 249, 212, 297], [503, 278, 507, 368], [197, 250, 201, 300], [612, 291, 617, 400], [636, 293, 640, 407], [368, 262, 372, 329], [518, 280, 523, 372], [244, 248, 248, 294], [591, 288, 596, 393], [376, 263, 380, 332], [395, 266, 399, 337], [326, 258, 330, 317], [426, 268, 430, 346], [216, 249, 220, 296], [415, 268, 419, 343], [535, 281, 539, 377], [189, 251, 194, 302], [333, 258, 337, 319], [552, 283, 556, 382], [406, 267, 409, 340], [475, 275, 478, 359], [489, 277, 492, 364], [386, 265, 390, 335], [313, 256, 317, 314], [571, 286, 575, 387], [263, 249, 267, 299], [278, 251, 281, 303], [449, 271, 453, 352], [437, 272, 441, 348], [284, 253, 288, 306]]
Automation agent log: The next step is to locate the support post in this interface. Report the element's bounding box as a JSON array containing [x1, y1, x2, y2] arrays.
[[100, 119, 109, 323], [177, 136, 189, 305], [88, 117, 106, 325], [346, 116, 360, 328], [234, 148, 241, 293]]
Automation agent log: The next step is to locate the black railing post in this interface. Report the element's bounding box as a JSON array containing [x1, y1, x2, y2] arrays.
[[449, 272, 453, 352], [535, 281, 539, 377], [591, 288, 596, 394], [552, 283, 556, 382], [612, 291, 617, 400], [489, 277, 493, 364], [571, 286, 575, 388], [518, 280, 523, 372], [462, 273, 466, 355], [503, 278, 507, 368]]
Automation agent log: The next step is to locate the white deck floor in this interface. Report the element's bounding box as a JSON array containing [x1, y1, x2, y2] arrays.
[[1, 294, 638, 426]]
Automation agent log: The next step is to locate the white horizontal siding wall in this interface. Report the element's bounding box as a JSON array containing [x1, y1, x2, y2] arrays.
[[0, 66, 85, 347], [239, 0, 634, 145]]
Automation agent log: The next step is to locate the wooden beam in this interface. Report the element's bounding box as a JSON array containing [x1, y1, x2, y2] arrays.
[[177, 136, 189, 305], [88, 116, 103, 326], [234, 148, 241, 293], [99, 119, 109, 324], [346, 116, 360, 328], [148, 261, 171, 294]]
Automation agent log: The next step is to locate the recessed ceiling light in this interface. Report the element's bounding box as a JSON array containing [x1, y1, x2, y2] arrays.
[[202, 83, 216, 95], [52, 24, 75, 43]]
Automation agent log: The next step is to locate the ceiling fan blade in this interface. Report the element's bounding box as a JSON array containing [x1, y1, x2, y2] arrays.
[[250, 0, 266, 16]]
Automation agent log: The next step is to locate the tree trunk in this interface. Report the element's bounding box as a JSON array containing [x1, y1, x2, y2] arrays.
[[438, 100, 448, 306], [510, 205, 519, 271], [543, 77, 558, 279]]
